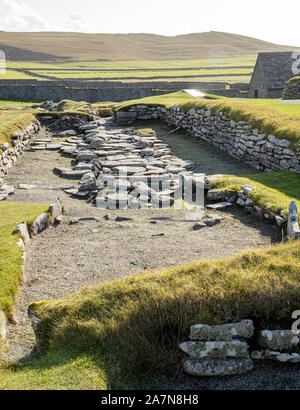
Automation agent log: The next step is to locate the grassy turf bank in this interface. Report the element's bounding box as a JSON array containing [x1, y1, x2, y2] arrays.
[[211, 171, 300, 216], [0, 99, 97, 147], [116, 91, 300, 145], [1, 240, 295, 389], [0, 107, 36, 147], [0, 202, 48, 318]]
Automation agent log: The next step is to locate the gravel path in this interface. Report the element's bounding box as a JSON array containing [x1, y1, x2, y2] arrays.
[[3, 118, 292, 389]]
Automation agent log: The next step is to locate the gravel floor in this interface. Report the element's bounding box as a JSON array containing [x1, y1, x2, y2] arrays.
[[3, 121, 296, 390]]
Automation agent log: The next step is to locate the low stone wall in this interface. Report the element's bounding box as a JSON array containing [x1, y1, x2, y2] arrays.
[[0, 121, 40, 187], [180, 320, 300, 377], [116, 105, 300, 174], [282, 77, 300, 100], [206, 183, 300, 240], [0, 198, 63, 342], [0, 80, 249, 103]]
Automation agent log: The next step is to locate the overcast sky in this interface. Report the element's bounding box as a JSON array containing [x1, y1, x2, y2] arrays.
[[0, 0, 299, 46]]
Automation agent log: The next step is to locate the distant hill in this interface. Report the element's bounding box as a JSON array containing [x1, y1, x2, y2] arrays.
[[0, 31, 299, 61]]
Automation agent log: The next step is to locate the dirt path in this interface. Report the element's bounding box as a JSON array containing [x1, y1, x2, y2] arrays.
[[3, 119, 281, 363]]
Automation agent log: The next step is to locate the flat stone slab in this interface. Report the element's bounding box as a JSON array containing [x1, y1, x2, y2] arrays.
[[251, 350, 300, 363], [190, 320, 254, 341], [257, 330, 300, 352], [206, 202, 233, 210], [61, 170, 90, 179], [44, 144, 61, 151], [76, 151, 96, 161], [64, 189, 90, 198], [180, 340, 249, 359], [183, 357, 253, 377], [18, 184, 36, 190], [114, 166, 146, 175]]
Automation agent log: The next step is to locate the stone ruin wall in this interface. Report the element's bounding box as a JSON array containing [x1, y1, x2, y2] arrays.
[[0, 80, 249, 103], [117, 105, 300, 174], [0, 121, 40, 186]]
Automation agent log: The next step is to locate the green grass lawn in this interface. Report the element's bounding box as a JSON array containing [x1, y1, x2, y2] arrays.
[[29, 67, 252, 79], [0, 202, 48, 319], [1, 240, 299, 389]]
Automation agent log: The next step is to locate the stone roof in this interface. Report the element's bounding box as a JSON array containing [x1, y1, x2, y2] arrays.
[[258, 51, 298, 89]]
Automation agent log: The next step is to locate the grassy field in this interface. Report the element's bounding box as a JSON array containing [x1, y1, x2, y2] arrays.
[[0, 240, 299, 389], [1, 58, 255, 82], [25, 68, 251, 81], [0, 70, 38, 80], [0, 202, 49, 319]]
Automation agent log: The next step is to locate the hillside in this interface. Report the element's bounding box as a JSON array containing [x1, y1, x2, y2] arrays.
[[0, 31, 299, 61]]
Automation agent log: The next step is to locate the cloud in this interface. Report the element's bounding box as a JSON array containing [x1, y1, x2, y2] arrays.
[[62, 13, 93, 33], [0, 1, 93, 33], [0, 0, 50, 31]]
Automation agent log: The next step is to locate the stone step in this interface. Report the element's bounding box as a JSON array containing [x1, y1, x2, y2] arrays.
[[183, 357, 253, 377], [190, 320, 254, 341], [180, 340, 249, 359]]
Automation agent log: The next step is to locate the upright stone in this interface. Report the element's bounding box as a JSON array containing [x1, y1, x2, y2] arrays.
[[287, 200, 300, 239]]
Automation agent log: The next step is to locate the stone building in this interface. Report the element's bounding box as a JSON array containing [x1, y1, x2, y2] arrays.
[[249, 51, 298, 98]]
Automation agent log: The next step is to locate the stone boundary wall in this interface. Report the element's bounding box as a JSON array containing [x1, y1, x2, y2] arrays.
[[0, 80, 249, 102], [0, 121, 40, 186], [116, 105, 300, 174]]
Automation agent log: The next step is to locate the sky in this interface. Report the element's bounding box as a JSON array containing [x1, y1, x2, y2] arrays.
[[0, 0, 299, 46]]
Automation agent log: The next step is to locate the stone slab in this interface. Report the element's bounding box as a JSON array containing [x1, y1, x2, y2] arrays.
[[183, 357, 253, 377], [190, 320, 254, 341], [180, 340, 249, 359]]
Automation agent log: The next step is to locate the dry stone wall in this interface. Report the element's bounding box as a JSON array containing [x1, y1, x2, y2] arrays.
[[0, 121, 40, 189], [116, 105, 300, 174], [0, 80, 248, 103]]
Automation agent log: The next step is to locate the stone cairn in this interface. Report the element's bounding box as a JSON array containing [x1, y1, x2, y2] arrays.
[[180, 320, 254, 376], [282, 77, 300, 100], [180, 321, 300, 377]]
